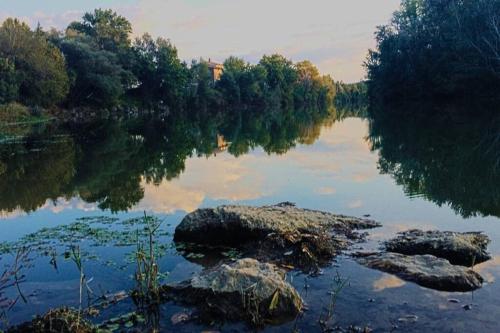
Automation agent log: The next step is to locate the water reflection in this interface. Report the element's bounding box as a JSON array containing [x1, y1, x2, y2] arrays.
[[368, 102, 500, 218], [0, 107, 360, 215], [2, 103, 500, 331], [2, 101, 499, 222], [372, 275, 406, 292]]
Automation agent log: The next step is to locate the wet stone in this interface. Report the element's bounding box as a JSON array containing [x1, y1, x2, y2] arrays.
[[174, 203, 380, 271], [161, 258, 303, 326], [355, 252, 484, 292], [384, 229, 491, 266]]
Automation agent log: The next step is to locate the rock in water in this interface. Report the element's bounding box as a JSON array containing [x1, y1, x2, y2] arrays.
[[385, 229, 491, 266], [356, 252, 483, 292], [174, 203, 380, 270], [162, 258, 303, 325]]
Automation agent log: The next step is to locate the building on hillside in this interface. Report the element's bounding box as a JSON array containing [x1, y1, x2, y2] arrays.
[[207, 59, 223, 82]]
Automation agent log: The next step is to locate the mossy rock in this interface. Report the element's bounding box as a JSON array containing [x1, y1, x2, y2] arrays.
[[162, 258, 303, 326]]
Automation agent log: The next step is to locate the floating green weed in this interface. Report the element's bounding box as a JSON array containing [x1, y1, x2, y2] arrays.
[[0, 214, 172, 283]]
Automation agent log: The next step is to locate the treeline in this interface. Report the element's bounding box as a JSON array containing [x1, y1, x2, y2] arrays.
[[366, 0, 500, 105], [0, 9, 336, 115], [335, 82, 368, 110]]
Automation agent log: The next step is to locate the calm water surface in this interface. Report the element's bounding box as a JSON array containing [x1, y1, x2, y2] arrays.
[[0, 111, 499, 332]]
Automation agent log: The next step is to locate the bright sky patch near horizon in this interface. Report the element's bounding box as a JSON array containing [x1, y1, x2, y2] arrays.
[[0, 0, 400, 83]]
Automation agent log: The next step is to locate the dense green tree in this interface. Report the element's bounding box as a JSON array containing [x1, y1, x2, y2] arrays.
[[216, 56, 248, 105], [59, 37, 127, 107], [259, 54, 297, 107], [294, 61, 336, 110], [0, 10, 338, 114], [132, 34, 189, 107], [67, 9, 132, 52], [0, 58, 19, 104], [259, 54, 297, 91], [216, 57, 271, 106], [188, 59, 221, 110], [366, 0, 500, 104], [335, 82, 367, 110], [0, 18, 69, 107]]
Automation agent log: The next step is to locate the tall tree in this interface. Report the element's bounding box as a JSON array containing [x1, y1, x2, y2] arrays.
[[0, 18, 69, 107], [132, 34, 189, 107], [59, 36, 127, 107], [366, 0, 500, 104], [0, 57, 19, 104], [67, 9, 132, 52]]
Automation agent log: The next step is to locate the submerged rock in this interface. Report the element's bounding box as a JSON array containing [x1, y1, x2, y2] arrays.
[[162, 258, 303, 325], [356, 252, 483, 292], [385, 229, 491, 266], [174, 203, 380, 270]]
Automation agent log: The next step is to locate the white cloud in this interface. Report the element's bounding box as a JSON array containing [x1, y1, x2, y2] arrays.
[[132, 153, 268, 214]]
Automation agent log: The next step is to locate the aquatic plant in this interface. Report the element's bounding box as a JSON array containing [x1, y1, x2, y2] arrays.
[[9, 307, 95, 333], [130, 212, 167, 332], [0, 247, 29, 326], [69, 245, 96, 329], [318, 271, 349, 332], [0, 215, 170, 265], [133, 213, 164, 302]]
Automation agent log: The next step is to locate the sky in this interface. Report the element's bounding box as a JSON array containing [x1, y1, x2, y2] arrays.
[[0, 0, 400, 82]]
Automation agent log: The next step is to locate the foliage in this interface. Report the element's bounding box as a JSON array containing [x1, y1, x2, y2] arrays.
[[0, 58, 19, 104], [217, 56, 336, 111], [335, 82, 367, 110], [366, 0, 500, 104], [59, 36, 128, 107], [28, 307, 95, 333], [187, 59, 221, 110], [0, 19, 69, 107], [131, 34, 189, 107], [295, 61, 336, 110], [67, 8, 132, 52], [132, 213, 164, 307], [0, 10, 339, 114], [0, 103, 30, 123]]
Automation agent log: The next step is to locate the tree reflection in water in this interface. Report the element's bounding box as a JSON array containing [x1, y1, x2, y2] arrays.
[[0, 105, 362, 214], [368, 101, 500, 218]]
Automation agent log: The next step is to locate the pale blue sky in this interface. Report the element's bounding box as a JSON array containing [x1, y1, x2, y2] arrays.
[[0, 0, 400, 82]]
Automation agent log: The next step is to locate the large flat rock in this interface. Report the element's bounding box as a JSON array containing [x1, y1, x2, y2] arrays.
[[385, 229, 491, 266], [162, 258, 303, 325], [356, 252, 484, 292], [174, 203, 380, 271]]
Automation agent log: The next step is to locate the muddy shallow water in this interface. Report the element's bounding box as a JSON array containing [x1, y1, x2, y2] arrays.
[[1, 115, 499, 332]]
